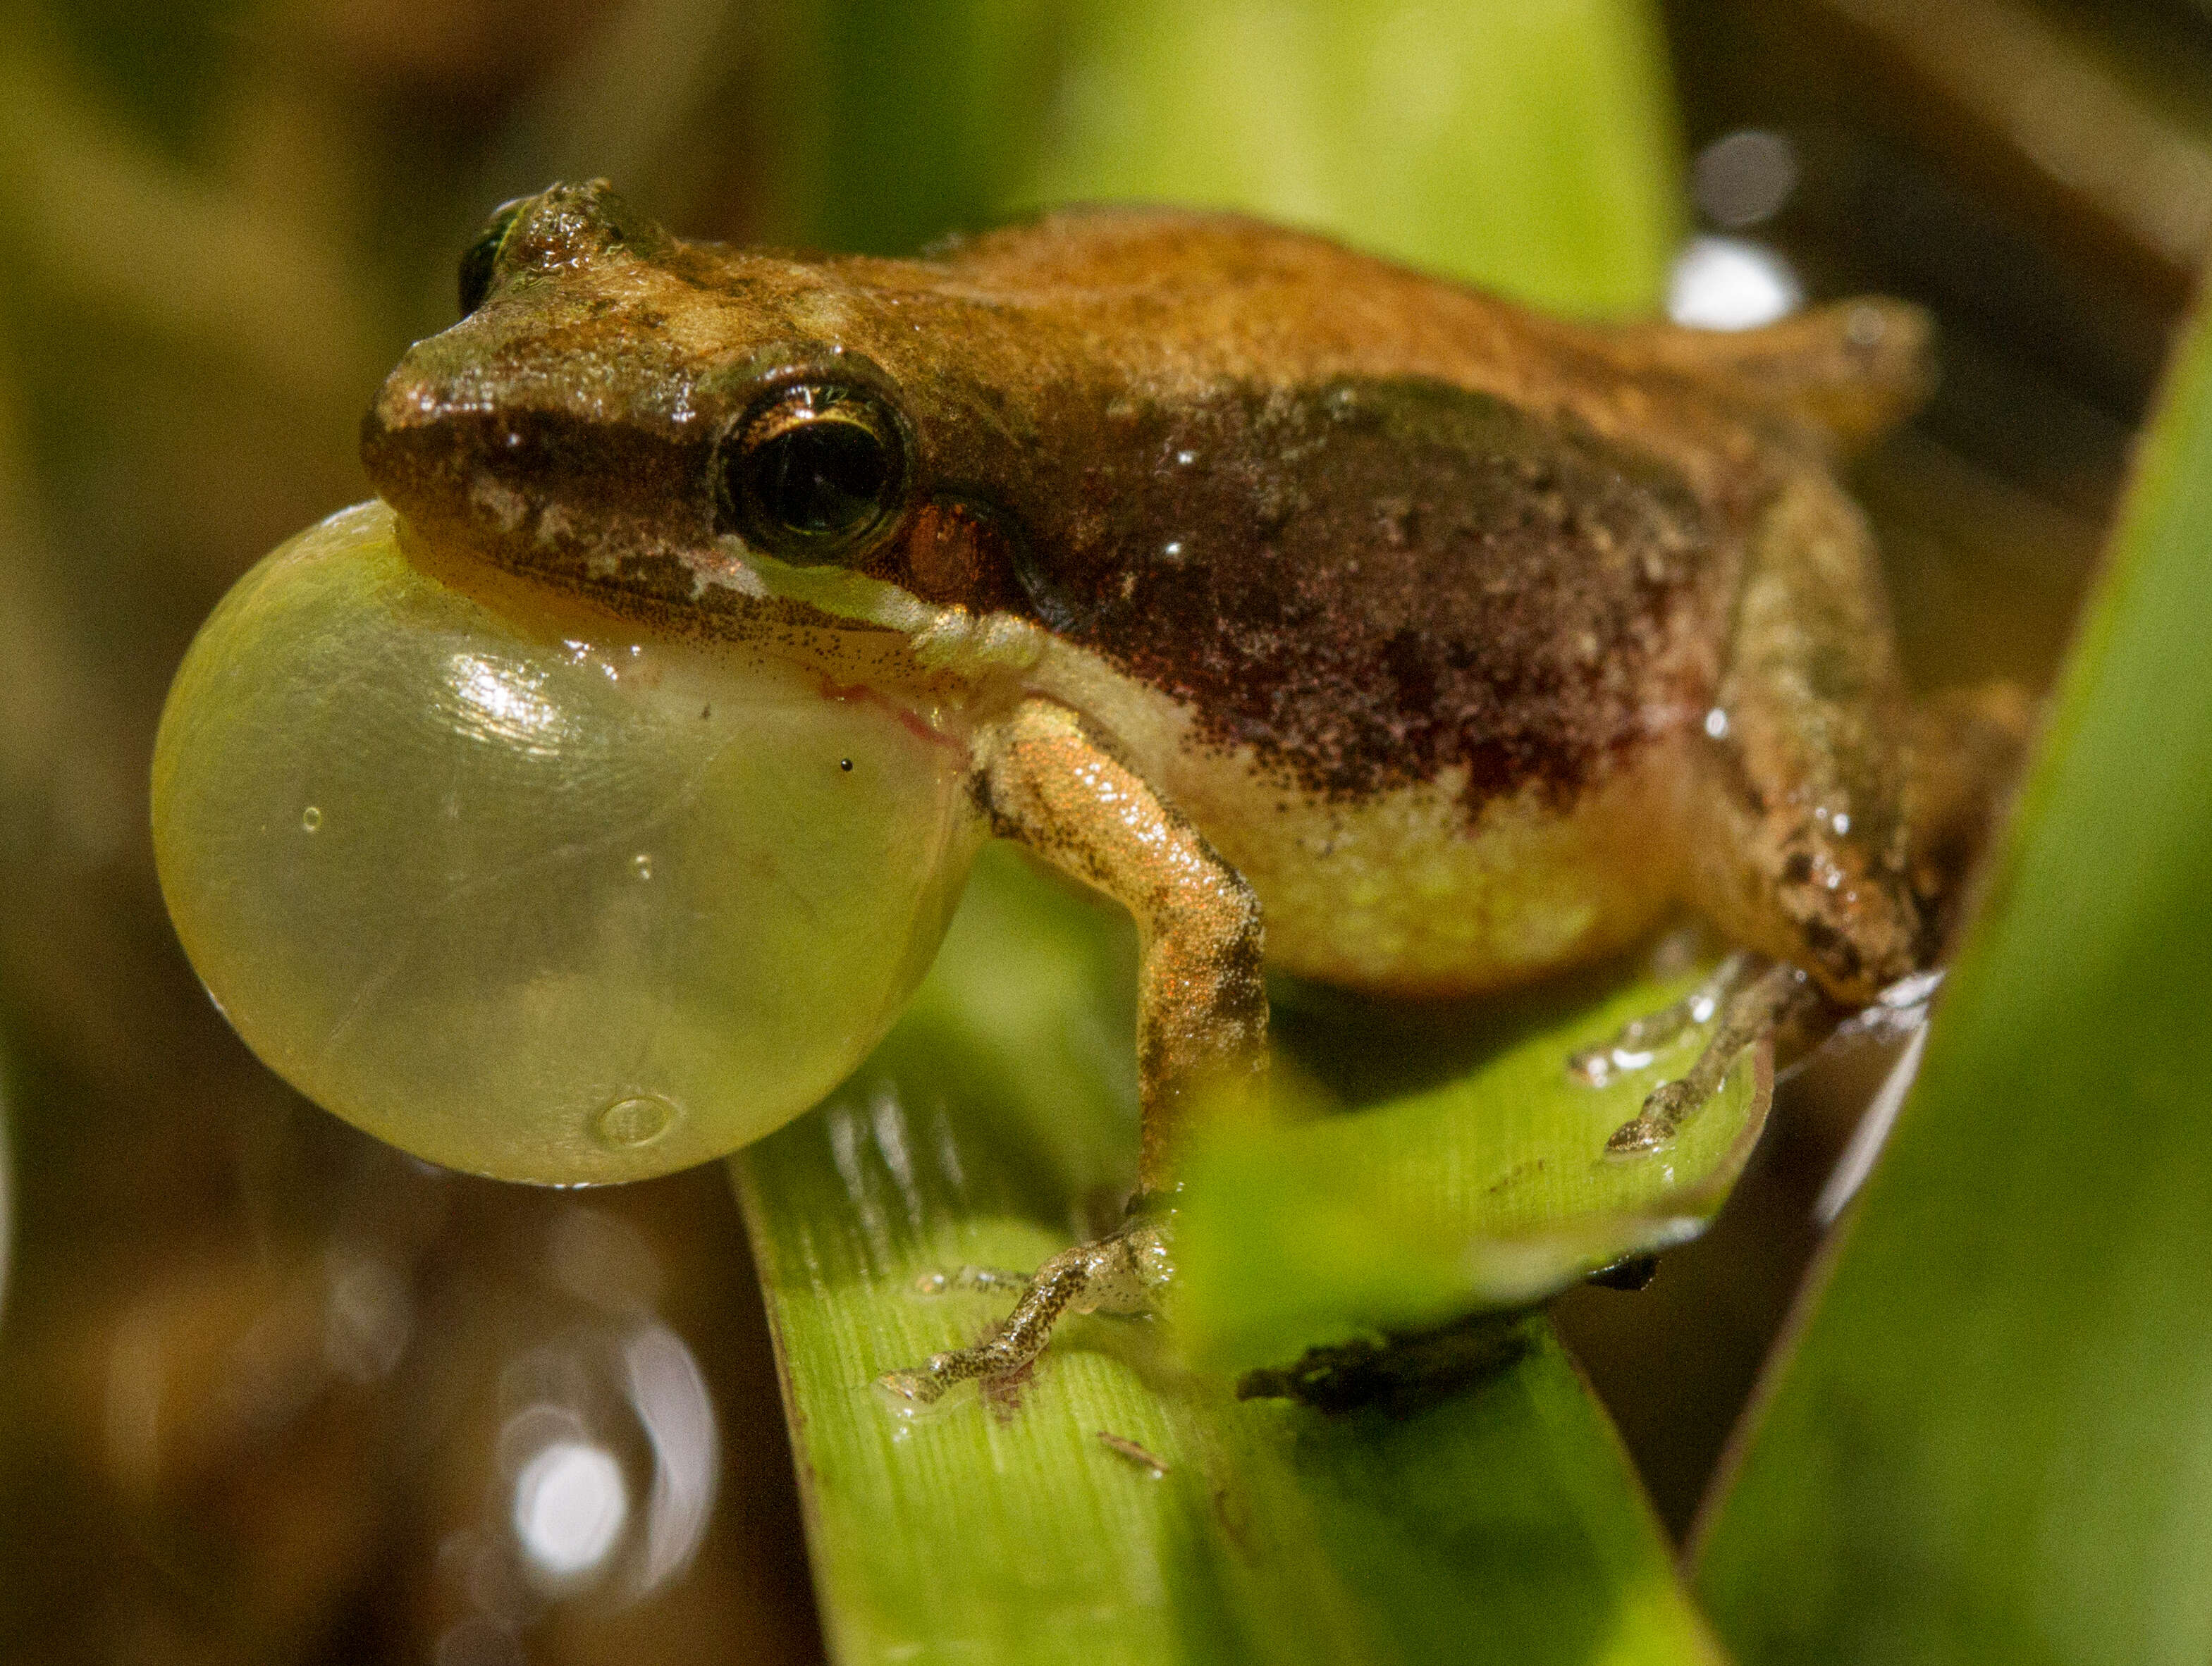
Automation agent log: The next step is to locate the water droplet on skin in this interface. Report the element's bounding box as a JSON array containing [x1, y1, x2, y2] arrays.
[[300, 806, 323, 832], [594, 1094, 676, 1149], [632, 853, 653, 880]]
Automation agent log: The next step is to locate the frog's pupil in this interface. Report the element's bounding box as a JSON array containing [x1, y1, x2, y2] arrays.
[[761, 418, 888, 536], [725, 385, 906, 562]]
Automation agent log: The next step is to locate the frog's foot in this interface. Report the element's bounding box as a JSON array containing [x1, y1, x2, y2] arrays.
[[1569, 951, 1757, 1087], [877, 1223, 1172, 1407], [910, 1264, 1028, 1296], [1605, 960, 1809, 1157]]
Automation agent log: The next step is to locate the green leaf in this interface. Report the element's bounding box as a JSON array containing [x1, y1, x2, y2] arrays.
[[1019, 0, 1685, 315], [780, 0, 1684, 317], [1174, 969, 1769, 1375], [735, 855, 1726, 1666], [1692, 298, 2212, 1660]]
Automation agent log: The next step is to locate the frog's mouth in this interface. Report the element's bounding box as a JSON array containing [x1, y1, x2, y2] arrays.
[[732, 544, 1051, 675], [364, 367, 1050, 688], [359, 381, 725, 609]]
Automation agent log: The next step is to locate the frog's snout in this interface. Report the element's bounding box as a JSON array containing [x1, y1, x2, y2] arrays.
[[361, 336, 714, 578]]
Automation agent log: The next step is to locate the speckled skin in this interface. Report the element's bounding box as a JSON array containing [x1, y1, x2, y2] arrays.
[[364, 183, 1936, 1036]]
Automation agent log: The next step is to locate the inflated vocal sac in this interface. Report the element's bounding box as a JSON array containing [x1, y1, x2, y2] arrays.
[[154, 502, 977, 1183]]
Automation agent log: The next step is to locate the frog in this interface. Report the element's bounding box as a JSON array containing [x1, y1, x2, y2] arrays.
[[176, 178, 1967, 1405]]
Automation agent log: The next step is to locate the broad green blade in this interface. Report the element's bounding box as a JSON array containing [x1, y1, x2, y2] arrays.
[[1019, 0, 1684, 315], [735, 857, 1725, 1666], [1174, 973, 1767, 1375], [1693, 298, 2212, 1662], [783, 0, 1683, 318]]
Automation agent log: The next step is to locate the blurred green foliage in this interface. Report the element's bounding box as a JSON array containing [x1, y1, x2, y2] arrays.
[[785, 0, 1680, 311]]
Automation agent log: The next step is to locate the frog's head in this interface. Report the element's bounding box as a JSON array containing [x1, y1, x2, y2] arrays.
[[362, 180, 1047, 673], [152, 182, 1014, 1189]]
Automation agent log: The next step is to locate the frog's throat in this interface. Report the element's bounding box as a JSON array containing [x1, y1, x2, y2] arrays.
[[725, 536, 1052, 679]]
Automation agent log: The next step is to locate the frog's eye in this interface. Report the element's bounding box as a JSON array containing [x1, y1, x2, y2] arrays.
[[458, 196, 529, 317], [718, 383, 909, 563]]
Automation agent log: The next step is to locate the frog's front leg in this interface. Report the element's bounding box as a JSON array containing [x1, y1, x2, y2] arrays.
[[880, 1223, 1173, 1404], [878, 700, 1267, 1405]]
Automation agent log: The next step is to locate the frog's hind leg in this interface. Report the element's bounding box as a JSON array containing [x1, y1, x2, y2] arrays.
[[1568, 949, 1757, 1088], [1595, 472, 1920, 1156], [1683, 471, 1926, 1005], [1603, 959, 1808, 1156]]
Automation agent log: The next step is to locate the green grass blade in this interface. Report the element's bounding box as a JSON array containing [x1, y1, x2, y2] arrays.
[[1018, 0, 1683, 314], [1692, 297, 2212, 1662], [1174, 971, 1768, 1375], [735, 861, 1726, 1666]]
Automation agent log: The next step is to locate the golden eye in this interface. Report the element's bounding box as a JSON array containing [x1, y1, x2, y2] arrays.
[[718, 383, 909, 562]]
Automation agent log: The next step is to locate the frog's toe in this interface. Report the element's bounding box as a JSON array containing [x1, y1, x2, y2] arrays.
[[1604, 1113, 1671, 1157], [911, 1264, 1028, 1296], [1604, 1078, 1698, 1157], [875, 1355, 959, 1407]]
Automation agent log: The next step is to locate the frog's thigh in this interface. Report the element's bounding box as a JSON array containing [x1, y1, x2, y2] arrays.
[[976, 700, 1267, 1189], [1687, 472, 1922, 1001]]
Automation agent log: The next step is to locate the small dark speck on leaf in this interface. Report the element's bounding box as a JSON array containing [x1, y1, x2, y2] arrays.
[[839, 758, 854, 772], [1097, 1430, 1169, 1476]]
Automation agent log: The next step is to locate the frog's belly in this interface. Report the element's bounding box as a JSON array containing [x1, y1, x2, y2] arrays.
[[1166, 750, 1686, 997], [1024, 637, 1688, 997]]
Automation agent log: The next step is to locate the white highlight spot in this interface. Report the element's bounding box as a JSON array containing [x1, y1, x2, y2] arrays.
[[513, 1440, 629, 1578], [1693, 130, 1800, 228], [624, 1324, 720, 1596], [1816, 1023, 1931, 1226], [442, 652, 572, 758], [1668, 237, 1802, 332]]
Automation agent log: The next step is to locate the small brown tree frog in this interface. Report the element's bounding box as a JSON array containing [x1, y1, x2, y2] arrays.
[[154, 180, 1976, 1403]]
